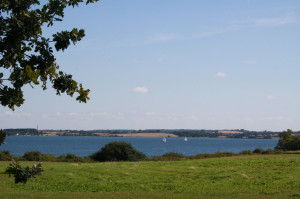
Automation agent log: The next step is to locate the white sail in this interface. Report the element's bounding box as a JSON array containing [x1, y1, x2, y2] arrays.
[[184, 137, 187, 142], [163, 137, 166, 142]]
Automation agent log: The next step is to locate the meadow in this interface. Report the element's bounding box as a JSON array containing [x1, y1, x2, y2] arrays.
[[0, 154, 299, 199]]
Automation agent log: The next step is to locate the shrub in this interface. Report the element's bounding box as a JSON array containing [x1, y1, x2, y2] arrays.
[[188, 152, 236, 160], [240, 150, 253, 155], [162, 152, 184, 158], [162, 152, 185, 160], [90, 142, 146, 162], [40, 154, 57, 162], [149, 152, 185, 161], [57, 153, 83, 162], [213, 152, 235, 157], [0, 151, 13, 161], [273, 149, 284, 154], [5, 160, 44, 184], [23, 151, 41, 161], [262, 149, 275, 154], [253, 148, 264, 154]]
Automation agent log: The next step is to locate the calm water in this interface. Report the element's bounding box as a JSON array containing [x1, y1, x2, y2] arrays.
[[1, 136, 278, 157]]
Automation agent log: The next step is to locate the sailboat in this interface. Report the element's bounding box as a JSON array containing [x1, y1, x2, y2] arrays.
[[184, 137, 187, 142], [162, 137, 166, 143]]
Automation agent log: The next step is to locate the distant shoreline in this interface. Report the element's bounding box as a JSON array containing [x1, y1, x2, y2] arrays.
[[7, 134, 280, 139], [3, 128, 287, 139]]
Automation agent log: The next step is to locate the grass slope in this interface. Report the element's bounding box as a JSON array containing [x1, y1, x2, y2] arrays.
[[0, 154, 299, 199]]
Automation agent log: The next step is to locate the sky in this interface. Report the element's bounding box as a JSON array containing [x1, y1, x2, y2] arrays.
[[1, 0, 299, 131]]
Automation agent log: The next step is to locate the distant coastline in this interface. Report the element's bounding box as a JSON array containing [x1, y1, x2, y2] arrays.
[[2, 128, 293, 139]]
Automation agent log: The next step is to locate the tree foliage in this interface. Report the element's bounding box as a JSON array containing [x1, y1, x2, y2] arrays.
[[90, 142, 146, 162], [275, 129, 300, 151], [0, 129, 6, 146], [0, 150, 12, 160], [5, 160, 44, 184], [23, 151, 41, 161], [0, 0, 98, 110]]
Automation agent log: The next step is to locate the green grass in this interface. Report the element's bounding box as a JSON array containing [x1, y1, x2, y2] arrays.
[[0, 154, 299, 198]]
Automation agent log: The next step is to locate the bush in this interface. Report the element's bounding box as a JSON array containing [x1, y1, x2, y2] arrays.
[[240, 150, 253, 155], [162, 152, 185, 160], [57, 153, 83, 162], [0, 151, 13, 161], [149, 152, 185, 161], [262, 149, 275, 154], [40, 154, 57, 162], [23, 151, 41, 161], [213, 152, 235, 157], [162, 152, 184, 158], [90, 142, 146, 162], [188, 152, 236, 160], [253, 148, 264, 154], [5, 160, 44, 184]]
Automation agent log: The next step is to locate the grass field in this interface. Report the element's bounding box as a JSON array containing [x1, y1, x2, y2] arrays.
[[0, 154, 299, 199]]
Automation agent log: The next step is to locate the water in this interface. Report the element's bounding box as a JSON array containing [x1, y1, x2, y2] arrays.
[[1, 136, 278, 157]]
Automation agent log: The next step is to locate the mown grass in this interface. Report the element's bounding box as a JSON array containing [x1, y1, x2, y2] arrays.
[[0, 154, 299, 199]]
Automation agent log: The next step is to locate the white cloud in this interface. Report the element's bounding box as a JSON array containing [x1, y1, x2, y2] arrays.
[[89, 112, 125, 120], [261, 116, 290, 121], [151, 34, 177, 42], [4, 111, 13, 116], [145, 112, 156, 116], [139, 31, 223, 46], [69, 112, 79, 116], [189, 116, 199, 121], [132, 59, 143, 64], [132, 87, 149, 93], [3, 111, 31, 117], [216, 72, 227, 77], [267, 95, 275, 100], [196, 30, 224, 38], [143, 34, 181, 45], [233, 13, 300, 27]]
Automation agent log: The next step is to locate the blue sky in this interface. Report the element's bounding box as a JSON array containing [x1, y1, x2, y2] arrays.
[[1, 0, 299, 131]]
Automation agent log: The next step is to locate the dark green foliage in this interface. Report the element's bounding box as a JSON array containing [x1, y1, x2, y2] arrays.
[[22, 152, 58, 161], [5, 160, 44, 184], [0, 129, 6, 146], [150, 152, 185, 161], [0, 150, 13, 161], [162, 152, 185, 158], [23, 151, 41, 161], [240, 150, 253, 155], [276, 129, 300, 151], [189, 152, 236, 160], [39, 154, 57, 162], [253, 148, 264, 154], [251, 148, 281, 154], [90, 142, 146, 162], [57, 153, 83, 162], [162, 152, 185, 160], [3, 128, 38, 136], [0, 0, 98, 110], [262, 149, 275, 154]]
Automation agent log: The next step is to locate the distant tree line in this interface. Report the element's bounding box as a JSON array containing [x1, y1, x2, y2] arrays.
[[4, 128, 300, 139], [3, 129, 38, 136], [276, 129, 300, 150]]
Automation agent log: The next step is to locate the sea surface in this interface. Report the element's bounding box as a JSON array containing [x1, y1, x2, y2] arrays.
[[1, 136, 278, 157]]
